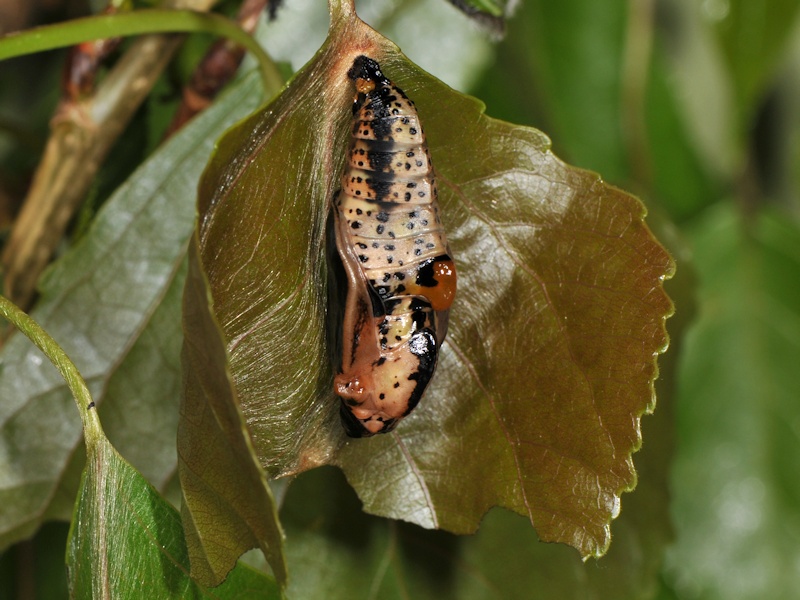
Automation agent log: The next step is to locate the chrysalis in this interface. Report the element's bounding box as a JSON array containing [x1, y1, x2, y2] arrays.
[[333, 56, 457, 437]]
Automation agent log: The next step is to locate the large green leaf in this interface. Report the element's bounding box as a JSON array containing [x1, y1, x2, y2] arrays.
[[0, 71, 264, 550], [665, 205, 800, 599], [186, 3, 673, 564]]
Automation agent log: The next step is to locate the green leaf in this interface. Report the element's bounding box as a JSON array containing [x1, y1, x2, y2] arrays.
[[0, 71, 264, 550], [645, 49, 726, 221], [651, 0, 738, 192], [67, 436, 280, 599], [473, 0, 729, 222], [100, 258, 186, 492], [187, 7, 673, 561], [666, 205, 800, 599], [334, 60, 674, 553], [473, 0, 629, 183], [711, 0, 800, 124]]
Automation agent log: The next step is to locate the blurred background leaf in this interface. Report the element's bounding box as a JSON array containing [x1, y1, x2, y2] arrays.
[[665, 206, 800, 599]]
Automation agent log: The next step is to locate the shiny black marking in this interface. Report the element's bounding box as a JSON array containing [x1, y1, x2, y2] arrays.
[[403, 329, 438, 416], [416, 254, 451, 287], [367, 284, 385, 318]]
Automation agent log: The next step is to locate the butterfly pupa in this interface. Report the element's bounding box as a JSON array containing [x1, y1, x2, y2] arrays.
[[333, 56, 456, 437]]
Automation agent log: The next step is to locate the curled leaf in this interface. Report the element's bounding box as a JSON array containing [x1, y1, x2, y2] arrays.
[[185, 7, 673, 560]]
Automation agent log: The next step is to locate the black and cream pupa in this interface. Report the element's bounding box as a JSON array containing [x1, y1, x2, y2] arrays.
[[333, 56, 457, 437]]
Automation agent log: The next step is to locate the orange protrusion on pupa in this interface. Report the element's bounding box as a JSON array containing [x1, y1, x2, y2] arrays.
[[355, 78, 376, 95], [427, 258, 457, 311], [405, 258, 457, 311]]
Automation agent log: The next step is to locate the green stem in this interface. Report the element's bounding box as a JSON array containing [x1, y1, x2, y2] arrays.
[[0, 295, 103, 448], [0, 9, 283, 98]]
